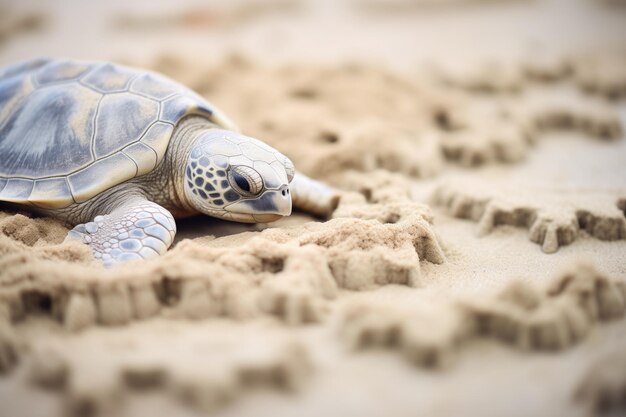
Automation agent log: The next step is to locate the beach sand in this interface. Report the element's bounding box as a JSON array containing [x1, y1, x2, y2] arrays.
[[1, 1, 625, 416]]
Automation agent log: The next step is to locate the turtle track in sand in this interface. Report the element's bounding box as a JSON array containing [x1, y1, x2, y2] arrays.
[[432, 182, 626, 253], [1, 319, 311, 415], [432, 51, 626, 101], [1, 54, 626, 416], [339, 264, 626, 368], [0, 195, 445, 330], [431, 87, 622, 168], [153, 53, 625, 176]]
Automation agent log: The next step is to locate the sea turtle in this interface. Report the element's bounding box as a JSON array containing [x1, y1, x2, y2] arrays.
[[0, 58, 337, 265]]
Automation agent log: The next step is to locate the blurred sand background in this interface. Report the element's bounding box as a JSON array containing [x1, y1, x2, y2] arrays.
[[1, 0, 626, 68], [1, 0, 626, 416]]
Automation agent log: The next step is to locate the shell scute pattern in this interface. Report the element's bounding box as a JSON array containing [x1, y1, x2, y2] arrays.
[[67, 152, 137, 203], [159, 94, 212, 125], [130, 72, 180, 101], [30, 177, 74, 208], [35, 60, 92, 85], [0, 58, 49, 80], [138, 122, 175, 163], [123, 142, 158, 176], [1, 178, 33, 201], [93, 92, 159, 158], [81, 63, 135, 93], [0, 83, 100, 179], [0, 74, 35, 128], [0, 58, 234, 207]]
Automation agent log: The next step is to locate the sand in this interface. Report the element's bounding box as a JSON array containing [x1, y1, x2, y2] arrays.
[[1, 1, 626, 417]]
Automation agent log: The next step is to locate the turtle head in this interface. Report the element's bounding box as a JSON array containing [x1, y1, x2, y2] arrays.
[[184, 129, 295, 223]]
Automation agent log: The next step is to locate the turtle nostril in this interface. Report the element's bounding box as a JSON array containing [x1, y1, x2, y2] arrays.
[[281, 190, 286, 196]]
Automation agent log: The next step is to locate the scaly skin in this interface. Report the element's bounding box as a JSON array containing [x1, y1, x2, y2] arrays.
[[53, 117, 337, 265]]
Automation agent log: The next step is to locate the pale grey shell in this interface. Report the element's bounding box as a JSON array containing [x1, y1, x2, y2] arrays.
[[0, 58, 237, 208]]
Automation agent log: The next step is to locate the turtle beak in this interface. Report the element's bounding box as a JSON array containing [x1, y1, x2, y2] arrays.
[[224, 185, 292, 221]]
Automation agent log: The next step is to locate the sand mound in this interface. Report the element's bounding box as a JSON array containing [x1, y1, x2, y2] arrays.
[[1, 52, 625, 416], [574, 349, 626, 416], [141, 54, 445, 182], [141, 54, 625, 178], [431, 87, 622, 167], [340, 264, 626, 368], [432, 181, 626, 253], [432, 50, 626, 101], [12, 320, 311, 416], [0, 194, 444, 332]]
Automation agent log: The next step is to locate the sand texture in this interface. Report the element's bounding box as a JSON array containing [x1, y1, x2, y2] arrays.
[[1, 0, 626, 416]]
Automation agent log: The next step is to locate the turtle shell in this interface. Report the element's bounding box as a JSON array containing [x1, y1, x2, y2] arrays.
[[0, 58, 237, 209]]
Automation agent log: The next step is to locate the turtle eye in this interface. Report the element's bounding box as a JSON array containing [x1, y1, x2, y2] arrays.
[[229, 166, 263, 196], [233, 171, 251, 192]]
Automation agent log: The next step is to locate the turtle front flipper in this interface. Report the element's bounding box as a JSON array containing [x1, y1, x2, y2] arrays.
[[65, 198, 176, 266], [290, 172, 339, 218]]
